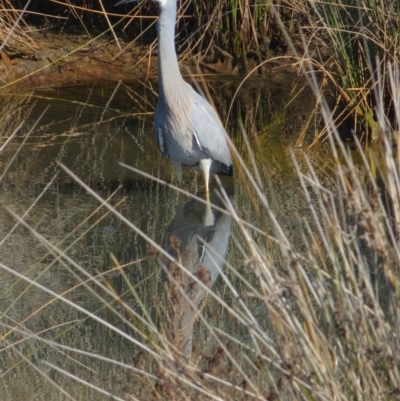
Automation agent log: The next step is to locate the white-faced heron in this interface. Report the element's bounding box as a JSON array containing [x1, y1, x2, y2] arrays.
[[117, 0, 233, 194]]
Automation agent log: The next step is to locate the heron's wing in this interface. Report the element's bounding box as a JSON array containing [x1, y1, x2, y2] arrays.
[[155, 125, 168, 157], [190, 89, 232, 167]]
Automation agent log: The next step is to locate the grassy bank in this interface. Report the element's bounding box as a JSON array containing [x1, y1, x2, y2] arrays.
[[1, 0, 399, 139]]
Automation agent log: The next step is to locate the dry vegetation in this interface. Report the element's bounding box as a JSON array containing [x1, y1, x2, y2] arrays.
[[1, 1, 400, 400]]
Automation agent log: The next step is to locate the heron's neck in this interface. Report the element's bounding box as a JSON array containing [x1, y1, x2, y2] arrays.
[[157, 1, 184, 98]]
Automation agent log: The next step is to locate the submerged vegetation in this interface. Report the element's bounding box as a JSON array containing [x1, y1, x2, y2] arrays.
[[1, 0, 400, 400]]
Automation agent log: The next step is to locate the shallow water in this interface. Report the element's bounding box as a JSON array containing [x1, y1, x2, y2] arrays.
[[0, 77, 321, 399]]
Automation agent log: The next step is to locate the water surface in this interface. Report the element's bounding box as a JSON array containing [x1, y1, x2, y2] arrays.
[[0, 76, 321, 399]]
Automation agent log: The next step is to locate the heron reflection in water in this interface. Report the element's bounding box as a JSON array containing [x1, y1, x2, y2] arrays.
[[160, 183, 233, 358]]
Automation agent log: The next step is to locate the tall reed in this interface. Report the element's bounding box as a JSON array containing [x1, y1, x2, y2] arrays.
[[1, 1, 400, 400], [2, 63, 399, 400]]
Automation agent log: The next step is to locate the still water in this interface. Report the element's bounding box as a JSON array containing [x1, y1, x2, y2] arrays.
[[0, 77, 320, 399]]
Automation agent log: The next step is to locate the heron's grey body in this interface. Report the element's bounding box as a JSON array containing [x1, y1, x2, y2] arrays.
[[118, 0, 233, 192]]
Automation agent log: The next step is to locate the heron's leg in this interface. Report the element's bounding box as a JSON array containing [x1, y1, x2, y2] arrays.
[[200, 159, 212, 198], [172, 160, 183, 184], [203, 201, 215, 226]]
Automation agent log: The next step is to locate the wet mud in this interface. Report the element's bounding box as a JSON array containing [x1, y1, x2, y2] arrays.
[[0, 29, 302, 91]]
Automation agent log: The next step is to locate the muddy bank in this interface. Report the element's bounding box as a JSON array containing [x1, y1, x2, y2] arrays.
[[0, 30, 154, 90], [0, 30, 301, 91]]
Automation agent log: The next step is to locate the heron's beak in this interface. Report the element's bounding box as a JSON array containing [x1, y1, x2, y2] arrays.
[[115, 0, 138, 6]]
